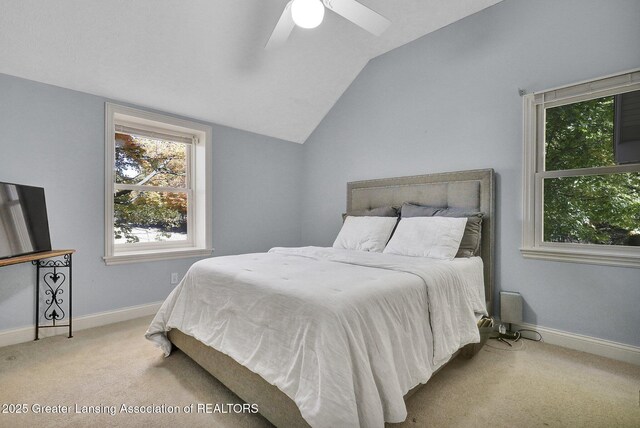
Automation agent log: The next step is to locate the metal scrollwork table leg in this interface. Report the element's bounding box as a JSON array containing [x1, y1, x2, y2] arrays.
[[32, 253, 73, 340]]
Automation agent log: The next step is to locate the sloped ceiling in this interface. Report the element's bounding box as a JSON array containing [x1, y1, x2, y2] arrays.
[[0, 0, 501, 143]]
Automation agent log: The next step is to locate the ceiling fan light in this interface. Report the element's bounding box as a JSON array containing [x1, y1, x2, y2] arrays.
[[291, 0, 325, 29]]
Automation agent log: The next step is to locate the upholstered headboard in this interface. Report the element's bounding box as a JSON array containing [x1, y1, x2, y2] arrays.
[[346, 169, 495, 315]]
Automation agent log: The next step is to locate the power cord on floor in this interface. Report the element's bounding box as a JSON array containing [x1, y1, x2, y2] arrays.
[[485, 325, 543, 352], [517, 328, 543, 342], [486, 335, 526, 351]]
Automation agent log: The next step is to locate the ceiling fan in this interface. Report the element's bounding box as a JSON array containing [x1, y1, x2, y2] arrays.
[[265, 0, 391, 49]]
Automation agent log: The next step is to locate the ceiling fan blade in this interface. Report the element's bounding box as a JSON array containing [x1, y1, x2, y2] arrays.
[[265, 1, 295, 49], [323, 0, 390, 36]]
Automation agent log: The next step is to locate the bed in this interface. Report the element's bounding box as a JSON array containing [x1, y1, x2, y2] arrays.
[[146, 168, 495, 427]]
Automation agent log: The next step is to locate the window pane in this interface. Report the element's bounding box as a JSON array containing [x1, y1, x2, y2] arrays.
[[114, 133, 187, 188], [545, 95, 615, 171], [543, 173, 640, 245], [114, 190, 188, 244]]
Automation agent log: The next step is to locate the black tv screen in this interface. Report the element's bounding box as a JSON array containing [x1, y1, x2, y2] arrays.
[[0, 182, 52, 260]]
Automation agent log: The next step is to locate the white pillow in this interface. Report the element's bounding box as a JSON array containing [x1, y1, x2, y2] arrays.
[[383, 217, 467, 260], [333, 216, 398, 253]]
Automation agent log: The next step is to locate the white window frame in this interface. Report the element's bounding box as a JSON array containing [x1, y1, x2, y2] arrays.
[[521, 69, 640, 268], [104, 103, 213, 265]]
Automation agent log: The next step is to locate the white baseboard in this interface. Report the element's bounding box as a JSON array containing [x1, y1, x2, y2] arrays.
[[0, 301, 162, 348], [513, 321, 640, 366]]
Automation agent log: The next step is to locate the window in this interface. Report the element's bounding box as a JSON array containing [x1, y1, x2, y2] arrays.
[[104, 103, 212, 265], [522, 70, 640, 268]]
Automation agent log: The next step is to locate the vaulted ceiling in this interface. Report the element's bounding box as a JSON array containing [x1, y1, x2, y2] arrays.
[[0, 0, 501, 143]]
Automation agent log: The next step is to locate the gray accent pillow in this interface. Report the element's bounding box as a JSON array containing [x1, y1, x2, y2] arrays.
[[400, 203, 483, 257], [400, 203, 442, 218], [455, 216, 483, 257], [342, 206, 399, 221], [435, 208, 484, 218]]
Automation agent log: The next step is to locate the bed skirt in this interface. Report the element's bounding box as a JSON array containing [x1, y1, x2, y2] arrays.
[[168, 329, 463, 427]]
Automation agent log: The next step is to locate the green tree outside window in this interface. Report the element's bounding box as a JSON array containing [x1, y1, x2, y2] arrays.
[[544, 95, 640, 246]]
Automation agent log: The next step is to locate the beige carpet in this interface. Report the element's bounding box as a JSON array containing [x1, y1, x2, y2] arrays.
[[0, 317, 638, 428]]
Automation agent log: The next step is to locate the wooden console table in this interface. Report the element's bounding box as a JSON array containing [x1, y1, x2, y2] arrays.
[[0, 250, 75, 340]]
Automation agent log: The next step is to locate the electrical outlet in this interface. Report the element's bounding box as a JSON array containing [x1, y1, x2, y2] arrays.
[[170, 273, 179, 284]]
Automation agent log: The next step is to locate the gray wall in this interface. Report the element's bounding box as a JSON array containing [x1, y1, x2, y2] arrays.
[[0, 73, 303, 332], [301, 0, 640, 346]]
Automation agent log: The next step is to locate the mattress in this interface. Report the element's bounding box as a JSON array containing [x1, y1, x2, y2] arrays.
[[146, 246, 486, 427]]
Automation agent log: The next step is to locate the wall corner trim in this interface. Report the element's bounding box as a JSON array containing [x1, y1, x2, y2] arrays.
[[0, 301, 162, 348]]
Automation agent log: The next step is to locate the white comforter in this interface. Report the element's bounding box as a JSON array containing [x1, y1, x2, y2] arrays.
[[146, 247, 486, 428]]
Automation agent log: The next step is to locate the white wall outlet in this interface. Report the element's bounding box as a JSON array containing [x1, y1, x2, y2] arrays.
[[170, 273, 179, 284]]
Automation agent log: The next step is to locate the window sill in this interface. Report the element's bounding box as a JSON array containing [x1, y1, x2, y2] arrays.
[[103, 247, 214, 265], [520, 246, 640, 268]]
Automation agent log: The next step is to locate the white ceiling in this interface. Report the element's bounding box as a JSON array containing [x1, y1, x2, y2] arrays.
[[0, 0, 501, 143]]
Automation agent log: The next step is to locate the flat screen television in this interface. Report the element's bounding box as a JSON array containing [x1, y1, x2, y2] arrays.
[[0, 182, 52, 260]]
